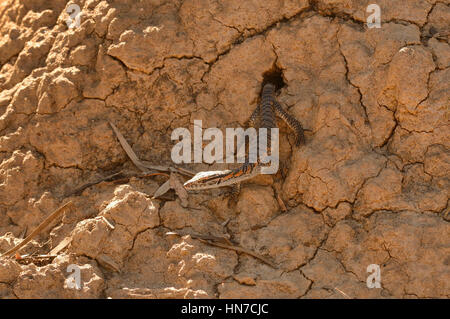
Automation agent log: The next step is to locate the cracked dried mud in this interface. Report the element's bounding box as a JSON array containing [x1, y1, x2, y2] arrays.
[[0, 0, 448, 299]]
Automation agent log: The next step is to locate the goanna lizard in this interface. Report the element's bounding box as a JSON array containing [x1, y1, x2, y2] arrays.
[[183, 83, 304, 191]]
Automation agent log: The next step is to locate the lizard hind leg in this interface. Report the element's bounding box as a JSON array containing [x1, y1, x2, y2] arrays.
[[222, 182, 241, 207], [272, 99, 305, 146], [230, 182, 241, 198]]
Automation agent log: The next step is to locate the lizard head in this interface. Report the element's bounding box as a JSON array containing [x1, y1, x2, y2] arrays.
[[183, 170, 232, 191]]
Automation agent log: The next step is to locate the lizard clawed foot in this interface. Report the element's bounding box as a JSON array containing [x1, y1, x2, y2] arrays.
[[221, 182, 241, 207]]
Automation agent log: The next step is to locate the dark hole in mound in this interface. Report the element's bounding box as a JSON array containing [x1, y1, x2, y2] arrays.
[[262, 66, 285, 92]]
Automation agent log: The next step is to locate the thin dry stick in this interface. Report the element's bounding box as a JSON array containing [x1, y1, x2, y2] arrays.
[[200, 239, 278, 269], [152, 180, 171, 199], [167, 231, 278, 269], [109, 122, 149, 172], [141, 172, 170, 178], [169, 166, 195, 177], [49, 236, 72, 255], [66, 171, 124, 196], [105, 172, 170, 186], [16, 254, 57, 260], [276, 193, 287, 212], [108, 172, 170, 184], [334, 287, 352, 299], [169, 173, 188, 207], [110, 122, 194, 177], [140, 160, 173, 174], [1, 201, 73, 257], [67, 169, 171, 198]]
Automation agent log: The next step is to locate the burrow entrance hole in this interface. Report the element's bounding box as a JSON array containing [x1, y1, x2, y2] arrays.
[[261, 66, 285, 92]]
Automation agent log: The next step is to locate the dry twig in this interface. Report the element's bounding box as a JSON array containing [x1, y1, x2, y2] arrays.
[[110, 121, 194, 177], [166, 231, 278, 269], [1, 201, 73, 257]]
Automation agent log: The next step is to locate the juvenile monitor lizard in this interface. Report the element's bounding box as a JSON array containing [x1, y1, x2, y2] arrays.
[[183, 83, 304, 191]]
